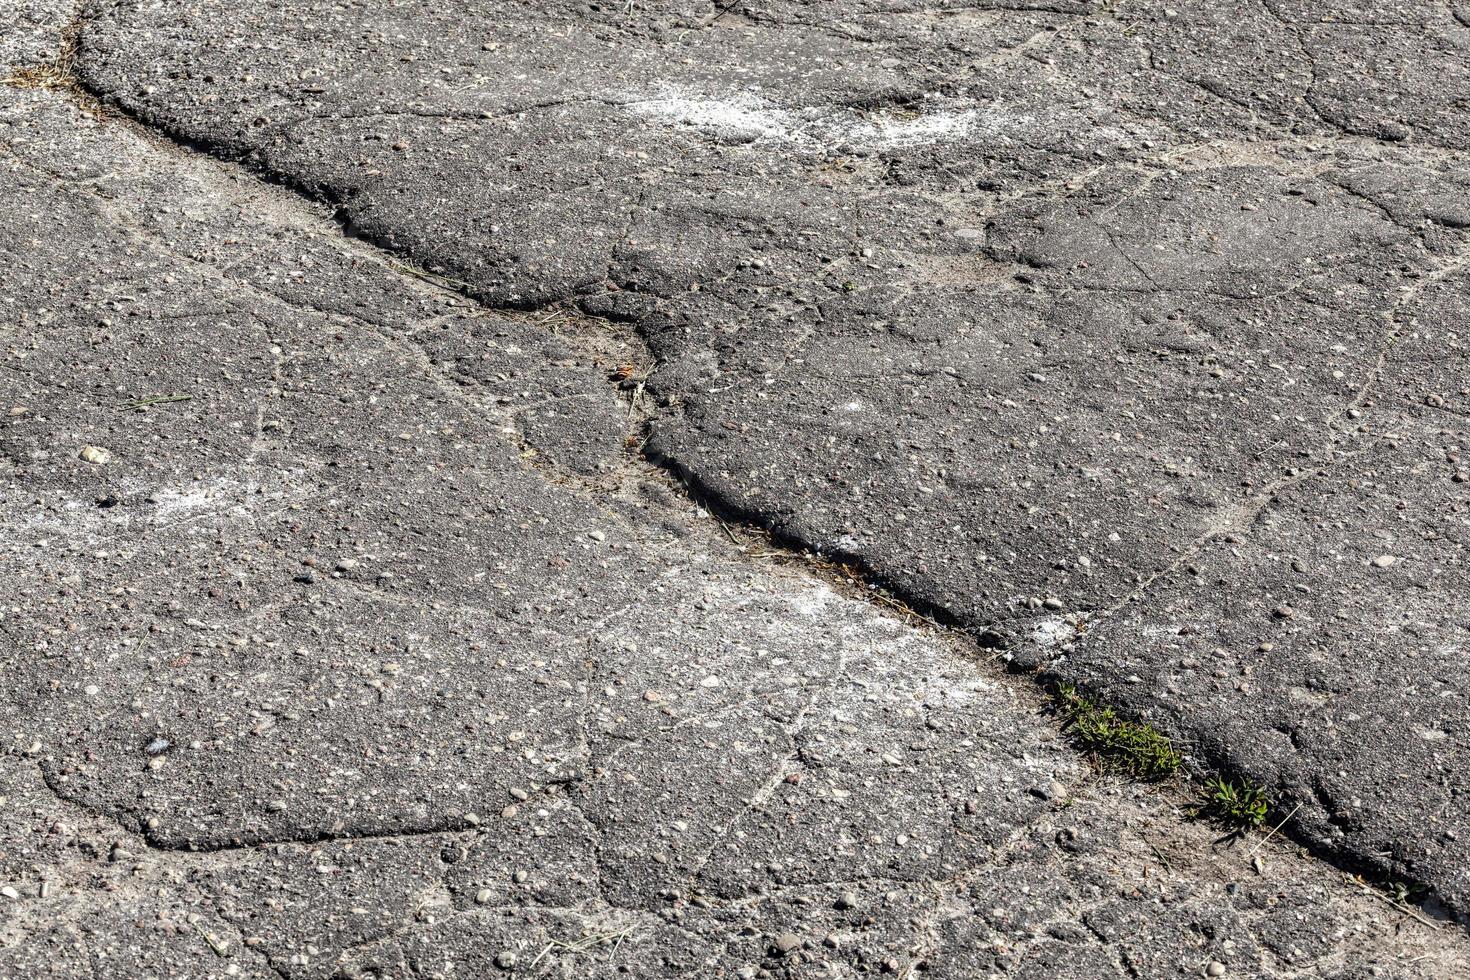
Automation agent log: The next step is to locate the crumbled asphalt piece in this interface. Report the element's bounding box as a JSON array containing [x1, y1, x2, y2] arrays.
[[1049, 410, 1470, 905], [68, 0, 1470, 913]]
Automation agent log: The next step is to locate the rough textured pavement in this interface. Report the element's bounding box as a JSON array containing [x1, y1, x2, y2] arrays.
[[2, 2, 1469, 976]]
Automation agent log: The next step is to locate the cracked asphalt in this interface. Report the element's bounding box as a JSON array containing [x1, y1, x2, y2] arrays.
[[2, 1, 1468, 977]]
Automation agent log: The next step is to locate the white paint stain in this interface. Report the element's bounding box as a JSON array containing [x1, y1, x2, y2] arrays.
[[625, 84, 995, 150], [1029, 616, 1078, 649], [152, 483, 234, 520]]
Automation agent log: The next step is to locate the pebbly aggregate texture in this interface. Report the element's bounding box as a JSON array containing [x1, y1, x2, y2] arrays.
[[7, 78, 1465, 976], [1, 2, 1469, 976], [0, 2, 72, 72], [65, 0, 1470, 916]]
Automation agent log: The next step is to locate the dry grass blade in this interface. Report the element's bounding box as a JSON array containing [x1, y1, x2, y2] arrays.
[[529, 926, 637, 968], [123, 393, 194, 410], [1345, 875, 1442, 931], [192, 921, 230, 957], [3, 64, 72, 90]]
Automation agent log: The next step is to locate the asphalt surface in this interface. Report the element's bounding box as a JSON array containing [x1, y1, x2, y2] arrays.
[[2, 1, 1468, 976]]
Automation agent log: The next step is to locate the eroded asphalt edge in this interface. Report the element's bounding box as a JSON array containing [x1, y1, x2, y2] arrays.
[[12, 1, 1465, 936]]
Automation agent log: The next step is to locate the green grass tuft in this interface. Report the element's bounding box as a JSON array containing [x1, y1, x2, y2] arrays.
[[1051, 683, 1182, 780], [1198, 776, 1270, 831]]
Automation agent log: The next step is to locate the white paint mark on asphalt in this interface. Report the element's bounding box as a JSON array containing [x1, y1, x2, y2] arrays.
[[1029, 616, 1077, 649], [625, 84, 994, 150], [152, 481, 244, 520]]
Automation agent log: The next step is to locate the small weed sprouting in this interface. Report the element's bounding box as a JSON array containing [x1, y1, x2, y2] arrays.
[[1384, 878, 1428, 907], [1051, 684, 1182, 780], [1198, 776, 1270, 831]]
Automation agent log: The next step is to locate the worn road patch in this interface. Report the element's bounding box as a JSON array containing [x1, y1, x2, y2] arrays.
[[1, 1, 1468, 975]]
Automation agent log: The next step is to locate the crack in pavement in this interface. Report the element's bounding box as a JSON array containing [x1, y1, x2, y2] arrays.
[[39, 57, 1456, 903]]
